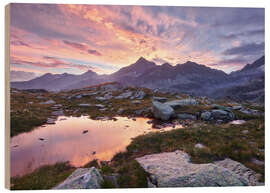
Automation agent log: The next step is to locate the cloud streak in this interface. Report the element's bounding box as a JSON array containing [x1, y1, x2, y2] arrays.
[[9, 4, 265, 75]]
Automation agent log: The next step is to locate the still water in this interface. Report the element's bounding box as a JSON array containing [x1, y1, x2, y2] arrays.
[[11, 116, 182, 177]]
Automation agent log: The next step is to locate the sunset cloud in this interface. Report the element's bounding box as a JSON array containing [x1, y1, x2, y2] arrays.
[[9, 4, 265, 77]]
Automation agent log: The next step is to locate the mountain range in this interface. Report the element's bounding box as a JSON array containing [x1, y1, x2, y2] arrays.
[[11, 56, 265, 102]]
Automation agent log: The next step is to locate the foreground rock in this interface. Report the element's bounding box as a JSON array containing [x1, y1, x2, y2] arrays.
[[152, 101, 174, 121], [54, 167, 104, 189], [136, 150, 260, 187]]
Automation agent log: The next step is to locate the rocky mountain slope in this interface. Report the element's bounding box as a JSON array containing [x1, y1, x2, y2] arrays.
[[11, 56, 264, 102]]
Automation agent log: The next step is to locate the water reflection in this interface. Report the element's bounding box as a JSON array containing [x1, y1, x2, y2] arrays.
[[11, 116, 182, 177]]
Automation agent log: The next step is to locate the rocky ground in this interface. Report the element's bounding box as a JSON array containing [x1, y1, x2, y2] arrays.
[[10, 82, 265, 189]]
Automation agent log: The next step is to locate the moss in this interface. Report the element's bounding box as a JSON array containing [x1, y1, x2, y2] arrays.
[[83, 159, 100, 168], [101, 179, 116, 188], [11, 162, 75, 190], [115, 160, 148, 188]]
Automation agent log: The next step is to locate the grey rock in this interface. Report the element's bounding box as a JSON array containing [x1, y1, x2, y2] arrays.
[[40, 100, 55, 105], [201, 111, 212, 121], [47, 118, 56, 124], [78, 104, 92, 107], [136, 150, 259, 187], [165, 99, 198, 110], [103, 93, 113, 100], [230, 120, 246, 125], [152, 101, 174, 121], [132, 90, 146, 100], [232, 105, 243, 110], [51, 110, 64, 116], [195, 143, 205, 149], [153, 97, 168, 103], [115, 91, 133, 99], [132, 100, 141, 104], [214, 158, 260, 186], [211, 109, 234, 121], [95, 104, 105, 108], [212, 104, 232, 112], [54, 167, 104, 189], [117, 108, 124, 114], [177, 113, 196, 120], [96, 97, 106, 101], [251, 158, 264, 166]]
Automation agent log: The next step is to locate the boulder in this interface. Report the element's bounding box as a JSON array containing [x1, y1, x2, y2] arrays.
[[152, 101, 174, 121], [212, 104, 232, 112], [165, 99, 198, 110], [177, 113, 196, 120], [211, 109, 234, 121], [136, 150, 260, 187], [153, 97, 168, 103], [54, 167, 104, 189], [201, 111, 212, 121]]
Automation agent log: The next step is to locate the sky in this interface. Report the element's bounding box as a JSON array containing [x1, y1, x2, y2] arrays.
[[10, 3, 265, 81]]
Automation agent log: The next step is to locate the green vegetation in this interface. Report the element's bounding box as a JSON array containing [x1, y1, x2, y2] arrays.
[[10, 84, 265, 189], [11, 162, 75, 190], [112, 119, 265, 182]]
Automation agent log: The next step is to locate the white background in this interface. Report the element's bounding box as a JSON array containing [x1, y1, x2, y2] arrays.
[[0, 0, 269, 192]]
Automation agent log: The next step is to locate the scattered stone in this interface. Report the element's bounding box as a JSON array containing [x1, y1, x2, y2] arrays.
[[103, 93, 113, 100], [152, 101, 174, 121], [132, 100, 141, 104], [232, 105, 243, 110], [40, 100, 55, 105], [131, 90, 146, 100], [117, 108, 124, 114], [78, 104, 92, 107], [47, 118, 56, 124], [95, 104, 105, 108], [153, 97, 168, 103], [115, 91, 133, 99], [136, 150, 260, 187], [51, 110, 64, 116], [177, 113, 196, 120], [195, 143, 205, 149], [251, 158, 264, 166], [241, 130, 249, 134], [54, 167, 104, 189], [230, 120, 246, 125], [96, 97, 106, 101], [27, 101, 33, 104]]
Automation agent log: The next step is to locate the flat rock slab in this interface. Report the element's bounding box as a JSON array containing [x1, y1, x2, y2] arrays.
[[54, 167, 103, 189], [136, 150, 260, 187]]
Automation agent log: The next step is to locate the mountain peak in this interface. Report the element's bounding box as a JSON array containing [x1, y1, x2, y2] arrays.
[[136, 56, 148, 63], [161, 62, 172, 68]]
